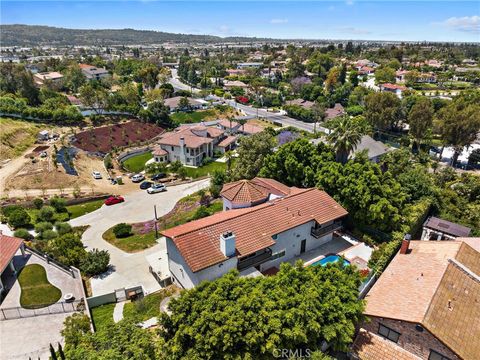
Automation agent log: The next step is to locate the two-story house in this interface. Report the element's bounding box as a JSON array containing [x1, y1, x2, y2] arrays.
[[353, 237, 480, 360], [162, 188, 348, 289], [154, 125, 226, 166], [79, 64, 109, 81]]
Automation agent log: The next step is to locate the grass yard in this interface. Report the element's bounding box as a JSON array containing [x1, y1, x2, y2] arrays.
[[183, 161, 228, 178], [123, 288, 176, 322], [170, 109, 215, 124], [67, 199, 104, 219], [18, 264, 62, 309], [122, 152, 153, 173], [26, 208, 70, 224], [102, 227, 158, 253], [0, 118, 46, 161], [91, 303, 116, 331]]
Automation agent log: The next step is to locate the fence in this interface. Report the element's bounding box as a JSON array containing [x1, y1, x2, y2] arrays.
[[25, 246, 78, 278], [0, 299, 85, 320], [358, 272, 378, 299], [86, 285, 144, 308]]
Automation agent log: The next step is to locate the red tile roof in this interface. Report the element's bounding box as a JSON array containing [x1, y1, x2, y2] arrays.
[[221, 179, 271, 204], [381, 83, 407, 91], [218, 119, 240, 129], [0, 234, 23, 273], [162, 188, 347, 272], [217, 135, 237, 148], [152, 145, 168, 156], [240, 123, 263, 135]]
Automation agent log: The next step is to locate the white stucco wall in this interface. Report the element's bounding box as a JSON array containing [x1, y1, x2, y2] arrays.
[[166, 237, 237, 289]]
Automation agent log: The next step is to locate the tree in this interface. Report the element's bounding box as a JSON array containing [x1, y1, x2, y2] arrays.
[[63, 65, 86, 92], [311, 102, 326, 134], [169, 160, 183, 173], [408, 97, 433, 151], [324, 67, 340, 93], [349, 70, 359, 87], [374, 67, 396, 84], [80, 249, 110, 276], [327, 116, 366, 164], [437, 97, 480, 166], [38, 205, 56, 222], [232, 131, 276, 180], [61, 313, 91, 351], [78, 83, 108, 115], [178, 96, 190, 110], [364, 92, 401, 131], [33, 198, 44, 210], [13, 228, 33, 240], [50, 196, 67, 213], [139, 101, 174, 129], [8, 208, 31, 229], [137, 63, 159, 89], [159, 262, 364, 359], [55, 221, 72, 235]]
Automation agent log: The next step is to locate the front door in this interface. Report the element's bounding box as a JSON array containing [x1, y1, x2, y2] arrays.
[[300, 239, 306, 254]]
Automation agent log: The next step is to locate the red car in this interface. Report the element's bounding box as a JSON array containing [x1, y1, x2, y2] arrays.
[[104, 195, 125, 206]]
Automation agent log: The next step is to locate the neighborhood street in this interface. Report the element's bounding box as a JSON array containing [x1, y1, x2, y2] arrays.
[[70, 178, 210, 295]]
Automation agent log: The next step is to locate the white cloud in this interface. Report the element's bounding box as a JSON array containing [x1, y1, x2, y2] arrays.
[[345, 0, 354, 6], [437, 15, 479, 33], [270, 18, 288, 24]]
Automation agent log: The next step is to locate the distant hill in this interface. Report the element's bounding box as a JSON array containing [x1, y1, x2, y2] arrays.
[[0, 24, 271, 46]]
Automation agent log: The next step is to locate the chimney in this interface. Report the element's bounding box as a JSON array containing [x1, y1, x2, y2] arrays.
[[179, 137, 185, 148], [400, 234, 411, 254], [220, 231, 236, 257]]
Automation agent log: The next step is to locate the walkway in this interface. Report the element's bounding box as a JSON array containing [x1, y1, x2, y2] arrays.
[[69, 179, 210, 296], [113, 301, 125, 323]]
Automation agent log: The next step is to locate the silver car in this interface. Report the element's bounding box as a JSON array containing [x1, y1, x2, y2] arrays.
[[147, 183, 167, 194]]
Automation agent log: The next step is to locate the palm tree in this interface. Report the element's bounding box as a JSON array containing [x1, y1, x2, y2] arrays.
[[327, 116, 366, 164], [225, 150, 235, 174]]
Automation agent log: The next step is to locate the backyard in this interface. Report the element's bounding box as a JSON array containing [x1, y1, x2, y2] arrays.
[[170, 106, 238, 124], [183, 161, 228, 178], [18, 264, 62, 309], [122, 152, 153, 173]]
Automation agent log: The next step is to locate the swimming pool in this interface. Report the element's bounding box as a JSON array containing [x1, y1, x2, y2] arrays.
[[310, 254, 350, 267]]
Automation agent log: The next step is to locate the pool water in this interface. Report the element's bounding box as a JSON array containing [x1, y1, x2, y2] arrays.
[[311, 255, 350, 267]]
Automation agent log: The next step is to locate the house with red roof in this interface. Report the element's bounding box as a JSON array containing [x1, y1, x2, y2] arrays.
[[0, 233, 25, 297], [161, 187, 348, 289], [379, 83, 407, 98]]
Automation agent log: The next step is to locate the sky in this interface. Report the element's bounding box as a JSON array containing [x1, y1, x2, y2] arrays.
[[1, 1, 479, 42]]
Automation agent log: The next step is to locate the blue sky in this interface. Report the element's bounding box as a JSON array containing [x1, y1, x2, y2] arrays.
[[1, 1, 479, 42]]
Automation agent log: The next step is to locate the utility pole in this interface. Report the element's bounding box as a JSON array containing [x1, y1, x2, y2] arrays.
[[154, 205, 159, 239]]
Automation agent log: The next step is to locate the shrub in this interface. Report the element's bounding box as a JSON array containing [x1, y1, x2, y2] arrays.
[[191, 206, 210, 220], [2, 205, 23, 217], [177, 167, 187, 180], [41, 229, 58, 240], [35, 221, 54, 233], [80, 249, 110, 276], [33, 198, 44, 210], [169, 160, 183, 173], [112, 223, 132, 238], [14, 228, 33, 240], [209, 184, 221, 199], [55, 221, 72, 235], [368, 238, 402, 274], [8, 208, 31, 229], [38, 205, 56, 222], [49, 197, 67, 213], [104, 154, 113, 170]]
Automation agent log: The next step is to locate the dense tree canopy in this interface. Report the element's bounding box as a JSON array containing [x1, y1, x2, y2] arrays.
[[159, 262, 364, 359]]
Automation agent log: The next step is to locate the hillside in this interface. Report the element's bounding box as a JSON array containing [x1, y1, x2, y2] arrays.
[[0, 24, 269, 46]]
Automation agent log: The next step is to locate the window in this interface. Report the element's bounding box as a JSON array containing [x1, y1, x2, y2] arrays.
[[271, 250, 286, 261], [272, 234, 278, 240], [378, 324, 400, 343], [429, 350, 451, 360]]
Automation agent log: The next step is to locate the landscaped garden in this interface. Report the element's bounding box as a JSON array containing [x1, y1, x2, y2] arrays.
[[91, 303, 116, 331], [18, 264, 62, 309], [122, 152, 153, 172], [123, 287, 176, 322], [170, 105, 237, 124], [183, 161, 228, 178], [72, 121, 164, 153], [102, 222, 158, 253]]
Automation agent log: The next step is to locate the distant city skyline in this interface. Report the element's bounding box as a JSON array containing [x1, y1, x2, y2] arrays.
[[1, 1, 479, 42]]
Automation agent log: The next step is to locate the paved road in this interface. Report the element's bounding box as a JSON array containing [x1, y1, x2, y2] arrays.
[[168, 72, 328, 134], [70, 179, 210, 295]]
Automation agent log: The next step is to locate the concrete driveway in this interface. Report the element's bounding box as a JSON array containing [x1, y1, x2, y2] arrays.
[[70, 179, 209, 295]]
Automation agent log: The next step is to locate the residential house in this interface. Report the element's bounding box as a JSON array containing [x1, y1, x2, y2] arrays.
[[325, 103, 345, 120], [379, 83, 407, 98], [0, 234, 25, 297], [236, 62, 263, 69], [79, 64, 109, 81], [358, 66, 375, 76], [396, 70, 409, 82], [225, 69, 247, 76], [33, 71, 64, 86], [154, 125, 226, 166], [285, 98, 315, 109], [37, 130, 50, 141], [216, 119, 262, 136], [223, 80, 249, 90], [164, 96, 203, 112], [220, 177, 293, 210], [162, 188, 348, 289], [353, 237, 480, 360], [421, 216, 471, 241]]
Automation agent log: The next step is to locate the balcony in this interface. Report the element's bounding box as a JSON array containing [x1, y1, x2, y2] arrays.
[[311, 220, 343, 239], [237, 248, 272, 271]]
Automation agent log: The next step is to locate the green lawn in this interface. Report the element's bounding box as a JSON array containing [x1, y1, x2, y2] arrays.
[[102, 227, 158, 253], [123, 288, 175, 322], [183, 161, 228, 178], [170, 109, 217, 124], [91, 303, 116, 331], [26, 209, 70, 224], [67, 199, 104, 219], [18, 264, 62, 309], [122, 152, 153, 173]]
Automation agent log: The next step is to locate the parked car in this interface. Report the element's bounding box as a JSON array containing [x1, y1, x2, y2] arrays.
[[104, 195, 125, 206], [140, 181, 153, 190], [151, 173, 167, 181], [39, 151, 48, 158], [147, 184, 167, 194], [131, 174, 145, 182], [92, 171, 102, 179]]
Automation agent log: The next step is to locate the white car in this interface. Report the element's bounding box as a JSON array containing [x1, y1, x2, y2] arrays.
[[131, 174, 145, 182], [147, 184, 167, 194], [92, 171, 102, 179]]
